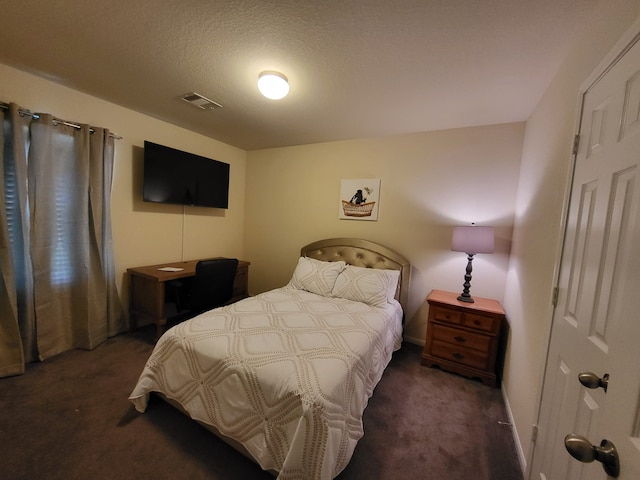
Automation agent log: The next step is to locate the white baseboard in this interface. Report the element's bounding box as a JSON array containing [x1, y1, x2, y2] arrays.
[[501, 387, 527, 477]]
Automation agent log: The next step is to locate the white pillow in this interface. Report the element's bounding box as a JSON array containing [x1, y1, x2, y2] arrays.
[[331, 265, 400, 308], [288, 257, 346, 297]]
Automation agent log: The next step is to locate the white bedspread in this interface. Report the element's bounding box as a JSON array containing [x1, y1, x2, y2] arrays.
[[129, 286, 403, 479]]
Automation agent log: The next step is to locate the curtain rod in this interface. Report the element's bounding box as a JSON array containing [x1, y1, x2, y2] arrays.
[[0, 102, 122, 140]]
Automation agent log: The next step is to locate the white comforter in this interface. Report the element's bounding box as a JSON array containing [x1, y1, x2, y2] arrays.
[[129, 286, 403, 479]]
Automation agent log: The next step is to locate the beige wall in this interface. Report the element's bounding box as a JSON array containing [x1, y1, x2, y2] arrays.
[[244, 124, 525, 344], [501, 0, 640, 474], [0, 63, 247, 315]]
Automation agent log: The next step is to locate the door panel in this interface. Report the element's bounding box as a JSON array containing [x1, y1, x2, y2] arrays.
[[536, 357, 578, 479]]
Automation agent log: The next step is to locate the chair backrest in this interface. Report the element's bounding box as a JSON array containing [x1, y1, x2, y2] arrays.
[[187, 258, 239, 313]]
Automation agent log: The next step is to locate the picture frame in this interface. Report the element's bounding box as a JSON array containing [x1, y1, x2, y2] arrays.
[[339, 178, 380, 221]]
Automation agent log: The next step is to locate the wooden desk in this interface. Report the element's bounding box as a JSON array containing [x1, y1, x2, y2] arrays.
[[127, 259, 250, 339]]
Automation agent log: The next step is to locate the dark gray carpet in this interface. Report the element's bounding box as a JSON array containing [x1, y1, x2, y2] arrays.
[[0, 327, 523, 479]]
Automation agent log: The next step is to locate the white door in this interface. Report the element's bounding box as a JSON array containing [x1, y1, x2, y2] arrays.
[[529, 32, 640, 480]]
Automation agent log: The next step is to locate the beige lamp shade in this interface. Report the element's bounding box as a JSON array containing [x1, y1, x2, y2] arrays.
[[451, 226, 494, 254]]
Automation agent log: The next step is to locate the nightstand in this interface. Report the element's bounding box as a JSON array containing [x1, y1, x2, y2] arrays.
[[421, 290, 505, 387]]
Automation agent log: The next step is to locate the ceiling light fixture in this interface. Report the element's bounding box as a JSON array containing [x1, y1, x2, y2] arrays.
[[258, 71, 289, 100]]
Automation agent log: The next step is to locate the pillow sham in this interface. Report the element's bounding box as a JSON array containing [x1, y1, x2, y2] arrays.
[[331, 264, 400, 308], [288, 257, 346, 297]]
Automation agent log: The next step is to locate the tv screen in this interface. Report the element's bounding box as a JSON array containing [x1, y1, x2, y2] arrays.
[[143, 141, 230, 209]]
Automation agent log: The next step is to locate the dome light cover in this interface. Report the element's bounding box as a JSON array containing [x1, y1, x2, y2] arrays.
[[258, 71, 289, 100]]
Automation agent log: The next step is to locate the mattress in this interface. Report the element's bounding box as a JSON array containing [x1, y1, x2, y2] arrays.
[[129, 286, 403, 479]]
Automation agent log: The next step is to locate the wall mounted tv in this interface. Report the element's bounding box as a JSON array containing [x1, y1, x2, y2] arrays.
[[143, 141, 230, 209]]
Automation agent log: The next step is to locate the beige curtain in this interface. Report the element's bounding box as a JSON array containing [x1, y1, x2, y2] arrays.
[[0, 103, 123, 377], [0, 104, 35, 376]]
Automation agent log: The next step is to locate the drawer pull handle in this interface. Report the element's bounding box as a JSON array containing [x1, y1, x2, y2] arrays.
[[454, 336, 466, 343], [474, 320, 481, 325], [452, 352, 464, 360]]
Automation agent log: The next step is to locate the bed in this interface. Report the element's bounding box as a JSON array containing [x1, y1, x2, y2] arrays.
[[129, 238, 411, 479]]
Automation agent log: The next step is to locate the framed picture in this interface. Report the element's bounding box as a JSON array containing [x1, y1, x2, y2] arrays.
[[339, 178, 380, 221]]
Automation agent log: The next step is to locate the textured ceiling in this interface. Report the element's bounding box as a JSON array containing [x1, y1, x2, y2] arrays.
[[0, 0, 599, 150]]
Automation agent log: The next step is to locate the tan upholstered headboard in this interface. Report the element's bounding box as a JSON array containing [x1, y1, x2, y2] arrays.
[[301, 238, 411, 314]]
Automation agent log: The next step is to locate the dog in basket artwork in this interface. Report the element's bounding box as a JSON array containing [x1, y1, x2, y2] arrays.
[[343, 186, 375, 217]]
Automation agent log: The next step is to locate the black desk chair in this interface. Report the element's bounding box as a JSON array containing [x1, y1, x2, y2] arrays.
[[167, 258, 239, 321]]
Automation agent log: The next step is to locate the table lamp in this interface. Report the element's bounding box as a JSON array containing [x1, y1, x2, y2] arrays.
[[451, 225, 494, 303]]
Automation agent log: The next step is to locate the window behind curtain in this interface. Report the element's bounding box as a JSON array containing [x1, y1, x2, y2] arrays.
[[49, 132, 77, 286], [2, 118, 29, 294], [3, 121, 76, 287]]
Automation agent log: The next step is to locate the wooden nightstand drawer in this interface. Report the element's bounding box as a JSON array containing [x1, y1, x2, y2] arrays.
[[462, 313, 497, 333], [431, 340, 489, 370], [432, 306, 462, 325], [431, 324, 492, 352]]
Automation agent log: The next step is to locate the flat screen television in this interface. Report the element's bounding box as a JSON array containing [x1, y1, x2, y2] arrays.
[[143, 141, 230, 209]]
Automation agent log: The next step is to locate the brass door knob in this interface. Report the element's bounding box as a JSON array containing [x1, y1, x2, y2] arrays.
[[564, 434, 619, 477]]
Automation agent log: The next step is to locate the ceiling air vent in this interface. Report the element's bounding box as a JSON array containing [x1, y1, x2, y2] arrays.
[[180, 92, 222, 110]]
